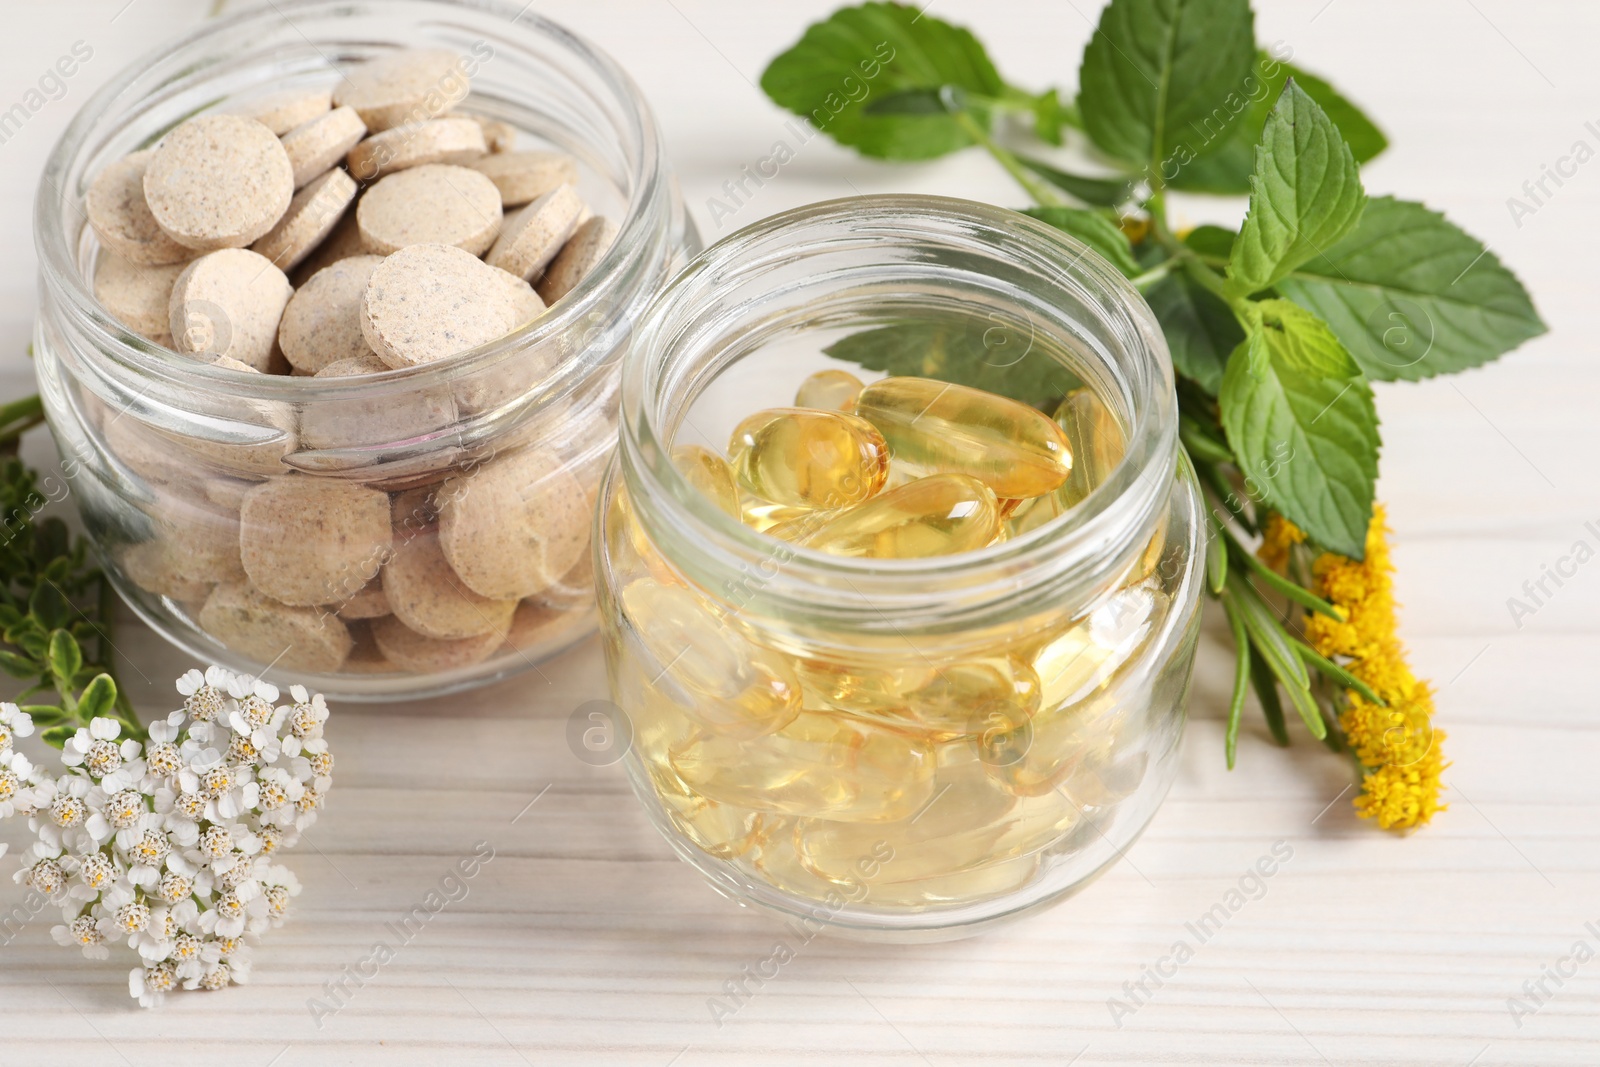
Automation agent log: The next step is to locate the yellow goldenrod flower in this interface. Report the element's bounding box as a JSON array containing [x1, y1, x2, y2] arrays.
[[1257, 512, 1307, 571], [1303, 506, 1447, 831]]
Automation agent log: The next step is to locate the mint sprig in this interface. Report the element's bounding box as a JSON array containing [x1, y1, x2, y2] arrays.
[[758, 0, 1546, 765]]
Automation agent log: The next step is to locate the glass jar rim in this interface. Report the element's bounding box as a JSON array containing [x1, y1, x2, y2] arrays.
[[618, 194, 1179, 629], [33, 0, 671, 407]]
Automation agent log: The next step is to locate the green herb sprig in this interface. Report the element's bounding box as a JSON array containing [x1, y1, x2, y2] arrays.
[[759, 0, 1544, 774], [0, 434, 137, 746]]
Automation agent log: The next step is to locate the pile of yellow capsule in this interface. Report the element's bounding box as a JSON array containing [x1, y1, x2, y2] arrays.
[[606, 370, 1174, 911]]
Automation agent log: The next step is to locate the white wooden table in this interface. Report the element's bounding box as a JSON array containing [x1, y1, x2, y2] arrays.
[[2, 1, 1597, 1062]]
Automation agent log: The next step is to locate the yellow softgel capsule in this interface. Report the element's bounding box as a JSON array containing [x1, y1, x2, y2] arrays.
[[786, 474, 1002, 559], [728, 408, 889, 510], [795, 368, 865, 412], [854, 377, 1072, 498], [795, 762, 1076, 885], [861, 853, 1041, 907], [671, 444, 740, 518], [620, 580, 800, 739], [1033, 581, 1161, 709], [651, 764, 774, 860], [900, 656, 1040, 738], [1054, 387, 1125, 507], [670, 711, 935, 822], [794, 658, 935, 717]]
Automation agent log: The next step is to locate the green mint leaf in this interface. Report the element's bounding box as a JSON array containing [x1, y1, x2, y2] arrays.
[[1145, 268, 1244, 393], [1183, 225, 1237, 260], [1281, 63, 1387, 164], [1077, 0, 1256, 170], [1016, 155, 1136, 207], [760, 2, 1006, 160], [823, 317, 1082, 410], [1220, 300, 1379, 558], [1275, 196, 1547, 381], [77, 672, 118, 721], [1032, 88, 1070, 146], [1170, 54, 1387, 193], [1022, 207, 1140, 277], [1227, 82, 1366, 298], [48, 628, 82, 684]]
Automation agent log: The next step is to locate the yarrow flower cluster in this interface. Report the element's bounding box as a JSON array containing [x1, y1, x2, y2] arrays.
[[2, 666, 333, 1006]]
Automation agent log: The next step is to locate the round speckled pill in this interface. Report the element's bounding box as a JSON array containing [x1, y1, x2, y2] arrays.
[[492, 266, 545, 329], [342, 620, 396, 672], [383, 529, 516, 639], [336, 576, 391, 620], [168, 249, 294, 370], [468, 114, 516, 153], [370, 613, 507, 673], [347, 117, 486, 181], [251, 168, 357, 273], [360, 243, 518, 368], [85, 150, 194, 266], [333, 48, 471, 133], [485, 184, 584, 281], [237, 87, 332, 135], [144, 115, 294, 251], [199, 582, 352, 674], [239, 477, 392, 607], [356, 164, 502, 256], [117, 539, 215, 603], [154, 507, 245, 584], [502, 599, 592, 654], [290, 209, 366, 286], [278, 254, 381, 373], [536, 216, 617, 305], [94, 251, 185, 346], [438, 448, 590, 600], [467, 150, 579, 208], [281, 106, 367, 189], [300, 350, 457, 451]]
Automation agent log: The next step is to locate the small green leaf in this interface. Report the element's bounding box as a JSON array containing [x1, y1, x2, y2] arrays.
[[0, 648, 36, 678], [29, 581, 70, 629], [1016, 155, 1135, 208], [1220, 301, 1380, 558], [1227, 82, 1366, 298], [1170, 55, 1387, 193], [760, 2, 1007, 160], [1183, 225, 1237, 260], [1032, 88, 1069, 146], [41, 723, 75, 749], [1221, 592, 1250, 767], [77, 672, 118, 720], [1077, 0, 1256, 169], [21, 704, 68, 727], [1022, 207, 1140, 277], [33, 517, 70, 567], [1247, 631, 1290, 746], [823, 317, 1082, 410], [48, 628, 82, 684], [1205, 510, 1229, 595], [1275, 196, 1547, 381], [1144, 267, 1243, 393]]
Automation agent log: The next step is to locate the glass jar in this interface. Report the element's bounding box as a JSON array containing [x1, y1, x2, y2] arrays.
[[597, 195, 1204, 940], [33, 0, 695, 699]]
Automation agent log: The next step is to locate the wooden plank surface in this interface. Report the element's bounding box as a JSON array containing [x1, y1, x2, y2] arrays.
[[1, 1, 1597, 1063]]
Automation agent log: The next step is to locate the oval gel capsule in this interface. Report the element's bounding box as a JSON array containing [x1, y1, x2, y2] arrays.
[[728, 408, 888, 510], [794, 368, 864, 412], [671, 444, 740, 518], [788, 473, 1001, 559], [854, 376, 1072, 498]]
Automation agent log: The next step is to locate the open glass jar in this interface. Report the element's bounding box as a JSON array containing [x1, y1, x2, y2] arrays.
[[597, 196, 1204, 940], [33, 0, 695, 699]]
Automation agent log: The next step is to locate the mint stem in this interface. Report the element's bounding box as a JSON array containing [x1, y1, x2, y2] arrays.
[[953, 110, 1065, 207]]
